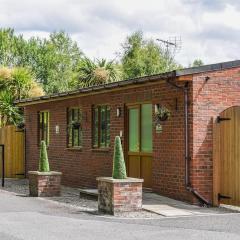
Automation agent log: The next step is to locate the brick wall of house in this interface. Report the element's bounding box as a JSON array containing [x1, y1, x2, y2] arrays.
[[24, 66, 240, 204], [191, 67, 240, 203], [25, 80, 194, 202]]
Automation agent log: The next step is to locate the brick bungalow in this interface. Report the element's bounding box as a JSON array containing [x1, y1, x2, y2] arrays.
[[16, 60, 240, 206]]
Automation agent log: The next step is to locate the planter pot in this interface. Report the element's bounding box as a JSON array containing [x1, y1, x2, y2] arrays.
[[28, 171, 62, 197], [155, 113, 169, 123], [96, 177, 143, 215]]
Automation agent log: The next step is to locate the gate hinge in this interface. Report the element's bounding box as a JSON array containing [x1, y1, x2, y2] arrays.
[[218, 193, 231, 201], [217, 116, 231, 123]]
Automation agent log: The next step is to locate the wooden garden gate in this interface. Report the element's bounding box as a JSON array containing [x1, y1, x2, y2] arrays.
[[213, 106, 240, 206], [0, 125, 25, 178]]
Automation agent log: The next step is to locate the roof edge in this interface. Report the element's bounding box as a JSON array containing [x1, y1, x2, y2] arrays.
[[16, 59, 240, 106], [176, 59, 240, 76]]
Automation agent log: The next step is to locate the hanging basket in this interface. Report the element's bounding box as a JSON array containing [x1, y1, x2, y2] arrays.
[[155, 106, 171, 123], [71, 121, 81, 129]]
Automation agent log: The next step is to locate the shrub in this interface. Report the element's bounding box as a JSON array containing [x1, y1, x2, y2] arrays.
[[112, 136, 127, 179], [39, 140, 50, 172]]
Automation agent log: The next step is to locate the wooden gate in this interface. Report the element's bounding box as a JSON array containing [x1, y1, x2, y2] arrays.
[[213, 106, 240, 206], [0, 125, 25, 178]]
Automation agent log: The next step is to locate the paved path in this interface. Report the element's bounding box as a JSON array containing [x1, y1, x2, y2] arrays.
[[0, 189, 240, 240]]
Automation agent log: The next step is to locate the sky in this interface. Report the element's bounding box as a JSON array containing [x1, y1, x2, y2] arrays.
[[0, 0, 240, 67]]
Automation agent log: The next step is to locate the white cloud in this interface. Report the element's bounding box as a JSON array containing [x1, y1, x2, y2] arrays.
[[0, 0, 239, 66]]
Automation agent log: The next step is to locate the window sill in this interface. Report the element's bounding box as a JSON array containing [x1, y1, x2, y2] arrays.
[[91, 148, 110, 152], [66, 147, 83, 151]]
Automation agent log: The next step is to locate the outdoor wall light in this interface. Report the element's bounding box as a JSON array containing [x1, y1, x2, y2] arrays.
[[55, 125, 60, 134], [117, 107, 121, 117]]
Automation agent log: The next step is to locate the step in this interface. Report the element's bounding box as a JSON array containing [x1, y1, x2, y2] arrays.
[[79, 188, 98, 199]]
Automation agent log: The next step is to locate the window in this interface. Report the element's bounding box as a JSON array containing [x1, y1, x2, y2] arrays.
[[93, 105, 110, 148], [39, 111, 49, 145], [67, 108, 82, 148]]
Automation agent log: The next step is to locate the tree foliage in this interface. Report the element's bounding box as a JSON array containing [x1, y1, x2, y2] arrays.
[[0, 91, 22, 126], [0, 67, 44, 126], [119, 31, 179, 79], [0, 29, 83, 94], [75, 57, 118, 87], [0, 28, 182, 93], [191, 59, 204, 67]]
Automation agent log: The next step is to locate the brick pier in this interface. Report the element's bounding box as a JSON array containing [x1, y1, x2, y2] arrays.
[[97, 177, 143, 215], [28, 171, 62, 197]]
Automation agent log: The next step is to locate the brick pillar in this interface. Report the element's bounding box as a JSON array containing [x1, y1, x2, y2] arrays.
[[28, 171, 62, 197], [97, 177, 143, 215]]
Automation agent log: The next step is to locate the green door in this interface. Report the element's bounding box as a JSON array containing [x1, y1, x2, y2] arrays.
[[127, 103, 152, 188]]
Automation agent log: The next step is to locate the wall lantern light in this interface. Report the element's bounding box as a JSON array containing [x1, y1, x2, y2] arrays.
[[55, 125, 60, 134], [117, 107, 121, 117]]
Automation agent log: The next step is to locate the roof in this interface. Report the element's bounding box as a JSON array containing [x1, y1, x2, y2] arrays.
[[16, 59, 240, 106]]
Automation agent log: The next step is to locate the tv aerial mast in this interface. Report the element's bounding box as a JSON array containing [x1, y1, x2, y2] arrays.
[[156, 36, 182, 57]]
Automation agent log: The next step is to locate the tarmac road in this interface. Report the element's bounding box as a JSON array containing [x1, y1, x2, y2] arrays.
[[0, 189, 240, 240]]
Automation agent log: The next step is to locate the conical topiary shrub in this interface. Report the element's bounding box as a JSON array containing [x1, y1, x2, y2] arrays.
[[112, 136, 127, 179], [39, 140, 50, 172]]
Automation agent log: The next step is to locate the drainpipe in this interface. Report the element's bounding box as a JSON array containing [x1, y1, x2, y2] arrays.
[[166, 78, 211, 206]]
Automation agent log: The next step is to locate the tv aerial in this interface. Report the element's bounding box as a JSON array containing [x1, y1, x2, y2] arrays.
[[156, 36, 182, 57]]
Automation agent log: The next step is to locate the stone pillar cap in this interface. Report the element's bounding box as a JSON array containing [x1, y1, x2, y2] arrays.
[[28, 171, 62, 176], [96, 177, 144, 183]]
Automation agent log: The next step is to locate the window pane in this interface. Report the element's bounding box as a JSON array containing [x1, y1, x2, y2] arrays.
[[141, 104, 152, 152], [73, 109, 78, 121], [68, 108, 82, 147], [93, 107, 99, 147], [67, 109, 72, 147], [73, 128, 79, 146], [39, 112, 49, 145], [100, 106, 106, 147], [39, 113, 43, 143], [106, 106, 110, 147], [45, 112, 49, 145], [129, 108, 139, 152]]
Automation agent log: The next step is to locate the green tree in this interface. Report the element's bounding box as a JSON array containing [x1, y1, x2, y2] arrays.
[[191, 59, 204, 67], [0, 29, 83, 94], [112, 136, 127, 179], [75, 57, 118, 87], [119, 31, 179, 79], [26, 31, 83, 93], [0, 67, 44, 126], [0, 28, 27, 67], [0, 91, 22, 126]]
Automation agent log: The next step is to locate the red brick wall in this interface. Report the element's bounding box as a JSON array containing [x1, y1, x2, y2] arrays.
[[25, 68, 240, 204], [191, 67, 240, 203], [25, 80, 193, 202]]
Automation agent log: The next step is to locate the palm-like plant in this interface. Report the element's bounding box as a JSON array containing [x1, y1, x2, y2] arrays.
[[77, 57, 118, 87], [0, 91, 22, 126], [0, 66, 44, 127]]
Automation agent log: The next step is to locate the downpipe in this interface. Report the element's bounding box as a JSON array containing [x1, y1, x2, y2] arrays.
[[167, 78, 211, 207]]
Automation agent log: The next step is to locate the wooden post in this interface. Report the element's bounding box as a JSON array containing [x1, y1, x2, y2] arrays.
[[213, 118, 220, 206]]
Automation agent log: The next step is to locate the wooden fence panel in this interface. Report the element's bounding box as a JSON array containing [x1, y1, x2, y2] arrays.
[[0, 125, 25, 178]]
